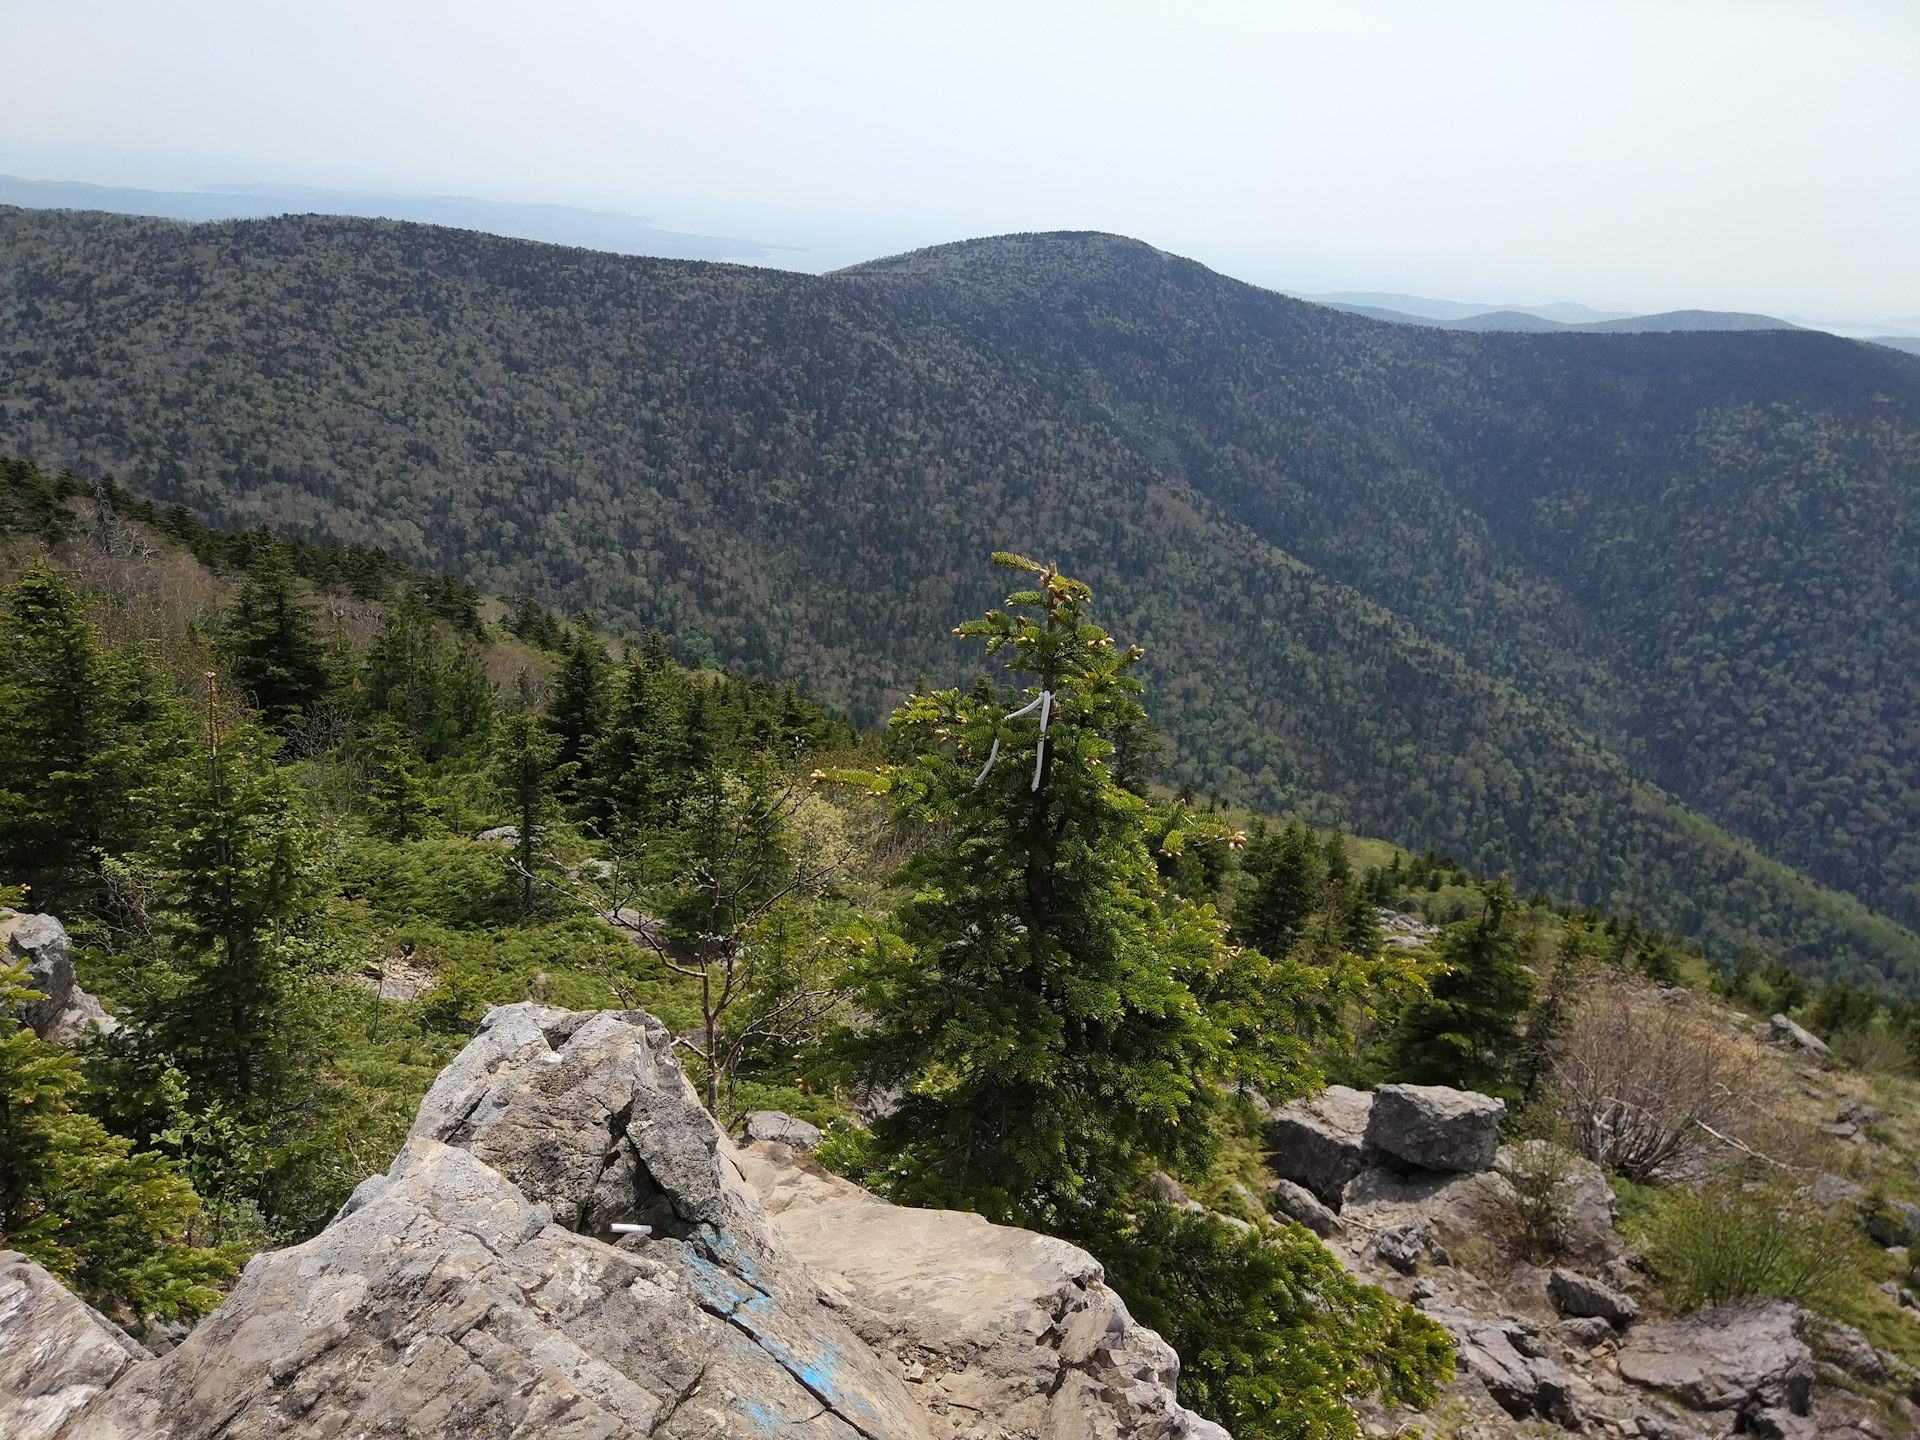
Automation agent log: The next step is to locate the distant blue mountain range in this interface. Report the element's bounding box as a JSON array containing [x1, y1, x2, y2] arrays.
[[0, 175, 786, 263]]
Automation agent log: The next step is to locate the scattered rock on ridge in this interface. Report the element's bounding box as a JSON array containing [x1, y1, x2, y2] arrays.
[[1756, 1013, 1830, 1060], [1146, 1169, 1191, 1206], [1616, 1296, 1812, 1423], [3, 910, 117, 1045], [1547, 1268, 1638, 1326], [1865, 1198, 1920, 1248], [1364, 1084, 1506, 1173], [1425, 1304, 1581, 1428], [1267, 1177, 1344, 1237], [1265, 1083, 1376, 1205], [14, 1003, 1226, 1440], [742, 1110, 823, 1152]]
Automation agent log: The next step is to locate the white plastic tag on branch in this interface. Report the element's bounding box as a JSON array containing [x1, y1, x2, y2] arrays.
[[973, 690, 1052, 790]]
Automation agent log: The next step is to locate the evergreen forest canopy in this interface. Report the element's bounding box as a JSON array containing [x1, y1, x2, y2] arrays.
[[3, 208, 1920, 989], [7, 484, 1920, 1439]]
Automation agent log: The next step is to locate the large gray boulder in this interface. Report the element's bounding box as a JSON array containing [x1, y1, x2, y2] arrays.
[[1267, 1178, 1344, 1238], [1755, 1013, 1830, 1060], [743, 1111, 824, 1152], [3, 911, 117, 1045], [737, 1139, 1229, 1440], [1617, 1296, 1812, 1422], [1363, 1084, 1505, 1173], [1265, 1084, 1375, 1205], [1547, 1267, 1638, 1326], [1424, 1303, 1581, 1428], [19, 1003, 1227, 1440], [0, 1251, 150, 1440]]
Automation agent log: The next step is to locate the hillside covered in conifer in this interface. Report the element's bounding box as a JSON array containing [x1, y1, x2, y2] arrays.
[[3, 208, 1919, 985]]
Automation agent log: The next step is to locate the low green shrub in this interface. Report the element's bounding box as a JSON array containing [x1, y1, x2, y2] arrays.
[[1636, 1178, 1853, 1313]]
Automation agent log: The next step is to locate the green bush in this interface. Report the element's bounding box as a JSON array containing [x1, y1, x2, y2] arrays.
[[1636, 1179, 1853, 1313], [1096, 1207, 1453, 1440], [344, 836, 525, 929]]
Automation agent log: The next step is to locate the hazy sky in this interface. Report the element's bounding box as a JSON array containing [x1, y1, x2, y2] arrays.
[[4, 0, 1916, 321]]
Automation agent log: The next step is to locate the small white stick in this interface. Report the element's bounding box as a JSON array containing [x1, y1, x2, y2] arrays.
[[972, 737, 1002, 787], [610, 1223, 652, 1236], [1030, 691, 1052, 791], [972, 691, 1052, 788]]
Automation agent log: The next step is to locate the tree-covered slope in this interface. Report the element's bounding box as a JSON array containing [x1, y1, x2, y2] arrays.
[[3, 207, 1919, 984]]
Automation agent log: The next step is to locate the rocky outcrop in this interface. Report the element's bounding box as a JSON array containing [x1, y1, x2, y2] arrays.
[[0, 1252, 150, 1440], [1424, 1304, 1580, 1428], [1263, 1084, 1375, 1205], [1617, 1296, 1813, 1427], [1755, 1013, 1830, 1060], [11, 1003, 1225, 1440], [737, 1140, 1229, 1440], [1266, 1083, 1509, 1211], [1363, 1085, 1505, 1173], [1267, 1178, 1343, 1238], [3, 911, 117, 1045], [743, 1112, 824, 1151]]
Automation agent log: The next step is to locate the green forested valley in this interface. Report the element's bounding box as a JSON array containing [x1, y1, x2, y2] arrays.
[[3, 208, 1919, 987], [17, 473, 1920, 1437]]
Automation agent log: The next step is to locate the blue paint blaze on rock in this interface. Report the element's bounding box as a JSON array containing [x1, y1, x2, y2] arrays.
[[735, 1398, 789, 1434], [699, 1224, 767, 1286], [734, 1296, 856, 1417], [681, 1249, 759, 1315]]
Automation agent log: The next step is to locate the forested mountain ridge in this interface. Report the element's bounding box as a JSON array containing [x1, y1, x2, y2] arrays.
[[3, 207, 1919, 984], [851, 235, 1920, 928]]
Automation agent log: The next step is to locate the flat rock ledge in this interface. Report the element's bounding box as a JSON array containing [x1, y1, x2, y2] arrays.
[[0, 1003, 1228, 1440]]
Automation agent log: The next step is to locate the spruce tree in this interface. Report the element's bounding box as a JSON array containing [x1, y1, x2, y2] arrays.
[[1, 959, 236, 1321], [363, 717, 434, 840], [361, 594, 492, 758], [547, 619, 610, 796], [1235, 821, 1329, 959], [144, 683, 317, 1107], [589, 640, 693, 830], [830, 557, 1452, 1439], [839, 556, 1324, 1221], [1387, 879, 1536, 1094], [490, 714, 565, 913], [0, 561, 173, 911], [215, 556, 332, 732]]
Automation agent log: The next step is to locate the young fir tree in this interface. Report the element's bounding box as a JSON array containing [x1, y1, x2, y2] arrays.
[[838, 557, 1344, 1220], [143, 681, 317, 1109], [215, 555, 333, 733], [546, 618, 610, 798], [1387, 878, 1536, 1094], [361, 595, 492, 759], [490, 714, 566, 913], [0, 561, 174, 912], [363, 716, 434, 841], [589, 635, 694, 831], [1, 959, 237, 1322], [1235, 821, 1329, 959], [829, 557, 1451, 1439]]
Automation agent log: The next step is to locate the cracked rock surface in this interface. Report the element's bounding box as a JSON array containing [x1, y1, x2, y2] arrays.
[[16, 1004, 1223, 1440], [735, 1138, 1228, 1440]]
